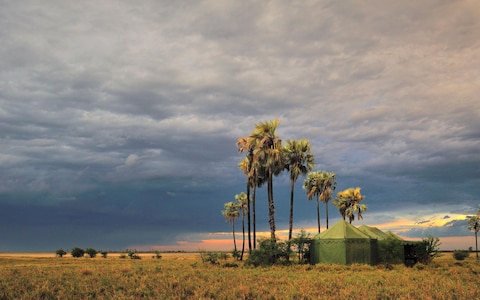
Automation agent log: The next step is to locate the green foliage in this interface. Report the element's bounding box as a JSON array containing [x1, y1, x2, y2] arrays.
[[452, 250, 469, 261], [55, 248, 67, 258], [199, 251, 221, 265], [101, 251, 108, 258], [246, 238, 293, 267], [414, 235, 441, 265], [290, 229, 313, 264], [128, 251, 141, 259], [85, 248, 97, 258], [378, 238, 403, 268], [71, 247, 85, 258]]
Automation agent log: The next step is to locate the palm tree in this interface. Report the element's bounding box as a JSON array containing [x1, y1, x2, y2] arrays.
[[249, 119, 283, 240], [318, 171, 336, 229], [221, 201, 240, 255], [333, 187, 367, 223], [467, 205, 480, 260], [237, 136, 255, 253], [302, 170, 336, 233], [283, 139, 315, 240], [235, 192, 249, 260]]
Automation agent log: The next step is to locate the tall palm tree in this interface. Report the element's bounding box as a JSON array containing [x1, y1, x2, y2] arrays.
[[221, 201, 240, 254], [249, 119, 283, 240], [235, 192, 248, 260], [467, 205, 480, 260], [318, 171, 336, 229], [283, 139, 315, 240], [333, 187, 367, 223], [237, 136, 257, 252]]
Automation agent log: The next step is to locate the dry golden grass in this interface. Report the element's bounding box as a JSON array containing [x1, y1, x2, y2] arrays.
[[0, 252, 478, 299]]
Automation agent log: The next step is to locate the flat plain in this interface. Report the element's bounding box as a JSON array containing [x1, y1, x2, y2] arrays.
[[0, 252, 478, 299]]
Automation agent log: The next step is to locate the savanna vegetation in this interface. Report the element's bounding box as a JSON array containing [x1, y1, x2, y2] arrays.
[[0, 253, 478, 299], [234, 119, 369, 256]]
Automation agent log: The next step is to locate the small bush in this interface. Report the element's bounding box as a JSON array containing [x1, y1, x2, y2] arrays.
[[200, 252, 221, 265], [152, 250, 162, 259], [453, 250, 469, 261], [246, 238, 293, 267], [414, 235, 441, 265], [128, 251, 141, 259], [101, 251, 108, 258], [85, 248, 97, 258], [55, 248, 67, 258], [71, 247, 85, 258]]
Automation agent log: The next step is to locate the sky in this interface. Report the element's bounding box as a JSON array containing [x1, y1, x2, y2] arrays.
[[1, 0, 479, 252]]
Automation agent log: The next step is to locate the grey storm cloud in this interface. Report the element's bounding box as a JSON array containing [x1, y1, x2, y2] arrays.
[[0, 0, 479, 250]]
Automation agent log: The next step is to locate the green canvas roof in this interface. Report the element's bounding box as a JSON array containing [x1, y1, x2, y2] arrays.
[[358, 225, 389, 240], [385, 231, 405, 241], [315, 220, 370, 239]]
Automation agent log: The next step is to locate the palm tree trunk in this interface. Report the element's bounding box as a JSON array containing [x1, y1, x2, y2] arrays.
[[325, 201, 329, 229], [288, 179, 295, 240], [476, 231, 478, 260], [246, 182, 252, 254], [316, 195, 321, 233], [252, 184, 257, 249], [267, 168, 276, 240], [232, 221, 237, 254], [241, 212, 245, 260]]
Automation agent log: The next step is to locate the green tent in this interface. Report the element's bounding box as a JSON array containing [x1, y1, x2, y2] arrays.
[[310, 220, 376, 265]]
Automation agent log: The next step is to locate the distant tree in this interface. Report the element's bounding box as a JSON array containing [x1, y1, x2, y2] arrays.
[[85, 248, 97, 258], [467, 205, 480, 260], [55, 248, 67, 258], [235, 192, 249, 260], [71, 247, 85, 258], [333, 187, 367, 223], [222, 201, 240, 256], [101, 251, 108, 258], [283, 139, 315, 240]]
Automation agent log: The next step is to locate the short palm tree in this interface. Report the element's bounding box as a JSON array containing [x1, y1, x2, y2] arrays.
[[303, 170, 336, 233], [221, 201, 240, 254], [333, 187, 367, 223], [235, 192, 249, 260], [284, 139, 315, 239], [467, 205, 480, 260]]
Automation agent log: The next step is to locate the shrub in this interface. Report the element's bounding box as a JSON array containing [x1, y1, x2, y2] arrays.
[[414, 235, 441, 265], [453, 250, 469, 261], [290, 229, 313, 264], [55, 248, 67, 258], [246, 238, 293, 267], [101, 251, 108, 258], [378, 238, 403, 268], [71, 247, 85, 258], [85, 248, 97, 258], [200, 252, 220, 265], [152, 250, 162, 259], [128, 251, 141, 259]]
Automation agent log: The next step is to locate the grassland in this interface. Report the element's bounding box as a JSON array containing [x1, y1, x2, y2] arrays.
[[0, 252, 478, 299]]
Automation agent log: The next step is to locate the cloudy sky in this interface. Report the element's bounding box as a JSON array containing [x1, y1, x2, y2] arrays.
[[1, 0, 479, 252]]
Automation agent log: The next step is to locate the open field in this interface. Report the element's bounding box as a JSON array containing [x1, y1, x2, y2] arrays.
[[0, 253, 479, 299]]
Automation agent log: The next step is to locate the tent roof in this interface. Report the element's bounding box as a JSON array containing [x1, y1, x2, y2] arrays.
[[315, 220, 370, 239], [385, 231, 405, 241], [358, 225, 389, 240]]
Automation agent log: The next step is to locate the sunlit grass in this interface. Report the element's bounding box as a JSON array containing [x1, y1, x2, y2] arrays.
[[0, 253, 479, 299]]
